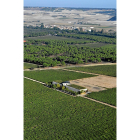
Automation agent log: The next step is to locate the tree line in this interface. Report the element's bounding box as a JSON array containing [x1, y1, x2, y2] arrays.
[[24, 39, 116, 67]]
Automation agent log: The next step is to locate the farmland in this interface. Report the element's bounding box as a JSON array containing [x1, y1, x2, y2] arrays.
[[24, 62, 39, 69], [69, 42, 109, 48], [24, 69, 95, 83], [24, 78, 116, 139], [24, 7, 117, 139], [66, 64, 116, 77], [87, 88, 116, 106], [25, 35, 91, 42]]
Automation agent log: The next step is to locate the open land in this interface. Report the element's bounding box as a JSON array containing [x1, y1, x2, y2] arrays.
[[24, 7, 116, 32], [70, 75, 116, 92]]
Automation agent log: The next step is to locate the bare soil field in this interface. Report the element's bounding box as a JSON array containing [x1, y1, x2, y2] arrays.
[[70, 75, 116, 92], [24, 8, 116, 31]]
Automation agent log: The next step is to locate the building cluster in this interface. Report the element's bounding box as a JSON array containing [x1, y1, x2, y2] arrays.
[[44, 24, 95, 32], [26, 24, 98, 32]]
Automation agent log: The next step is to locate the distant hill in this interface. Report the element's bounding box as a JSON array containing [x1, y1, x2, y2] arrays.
[[107, 16, 116, 21]]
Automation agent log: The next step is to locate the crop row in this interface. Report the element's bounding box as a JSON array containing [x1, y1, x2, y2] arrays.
[[87, 88, 116, 106], [66, 64, 116, 77], [24, 78, 116, 139], [24, 69, 95, 83]]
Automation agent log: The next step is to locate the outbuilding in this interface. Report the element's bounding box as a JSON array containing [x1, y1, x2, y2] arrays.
[[61, 81, 70, 86]]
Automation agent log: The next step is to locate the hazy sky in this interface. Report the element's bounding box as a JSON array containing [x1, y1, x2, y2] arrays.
[[24, 0, 116, 8]]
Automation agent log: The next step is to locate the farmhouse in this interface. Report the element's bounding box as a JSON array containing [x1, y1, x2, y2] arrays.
[[51, 81, 88, 94], [61, 81, 70, 86]]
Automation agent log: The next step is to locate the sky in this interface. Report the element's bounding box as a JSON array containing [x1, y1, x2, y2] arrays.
[[24, 0, 116, 9]]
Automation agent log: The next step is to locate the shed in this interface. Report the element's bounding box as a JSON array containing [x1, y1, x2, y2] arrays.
[[61, 81, 70, 86]]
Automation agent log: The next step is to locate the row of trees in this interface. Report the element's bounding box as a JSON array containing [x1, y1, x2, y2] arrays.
[[46, 82, 79, 96], [57, 33, 116, 44], [25, 39, 94, 45], [24, 39, 116, 67]]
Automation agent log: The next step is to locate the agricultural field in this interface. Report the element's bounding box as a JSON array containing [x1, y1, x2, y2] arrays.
[[24, 69, 95, 83], [66, 64, 116, 77], [25, 35, 91, 42], [24, 62, 39, 69], [57, 33, 116, 44], [24, 78, 116, 139], [69, 42, 108, 48], [87, 88, 116, 106]]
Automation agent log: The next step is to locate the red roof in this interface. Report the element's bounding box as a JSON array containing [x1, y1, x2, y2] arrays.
[[24, 40, 26, 42]]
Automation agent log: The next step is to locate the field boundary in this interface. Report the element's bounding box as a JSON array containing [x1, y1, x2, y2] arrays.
[[24, 63, 116, 71], [83, 96, 116, 109], [62, 69, 98, 75], [24, 76, 116, 109]]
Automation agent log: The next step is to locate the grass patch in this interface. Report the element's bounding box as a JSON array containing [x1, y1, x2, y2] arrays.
[[24, 62, 39, 69], [24, 69, 95, 83], [66, 65, 116, 77], [24, 78, 116, 139], [87, 88, 116, 106]]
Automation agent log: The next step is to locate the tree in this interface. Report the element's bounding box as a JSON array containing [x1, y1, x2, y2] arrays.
[[45, 82, 48, 86], [51, 62, 57, 67], [96, 58, 101, 62], [56, 84, 60, 89], [43, 63, 49, 67], [41, 23, 44, 29], [61, 61, 65, 66], [52, 84, 56, 89]]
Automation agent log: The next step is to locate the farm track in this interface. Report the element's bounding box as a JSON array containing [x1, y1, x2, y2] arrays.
[[24, 76, 116, 109], [24, 62, 116, 71], [82, 96, 116, 109]]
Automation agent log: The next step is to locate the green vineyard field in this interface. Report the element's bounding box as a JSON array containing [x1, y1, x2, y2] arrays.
[[24, 69, 95, 83], [66, 64, 116, 77], [87, 88, 116, 106], [24, 78, 116, 139]]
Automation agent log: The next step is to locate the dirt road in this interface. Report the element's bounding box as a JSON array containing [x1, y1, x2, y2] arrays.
[[24, 62, 116, 71]]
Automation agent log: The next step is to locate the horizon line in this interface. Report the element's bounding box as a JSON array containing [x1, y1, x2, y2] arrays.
[[24, 6, 116, 9]]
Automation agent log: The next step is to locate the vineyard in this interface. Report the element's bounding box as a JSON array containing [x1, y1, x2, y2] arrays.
[[24, 78, 116, 139], [66, 64, 116, 77], [24, 69, 95, 83], [86, 88, 116, 106]]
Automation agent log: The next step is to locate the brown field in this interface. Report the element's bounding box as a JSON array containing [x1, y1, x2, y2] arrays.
[[70, 75, 116, 92]]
